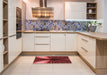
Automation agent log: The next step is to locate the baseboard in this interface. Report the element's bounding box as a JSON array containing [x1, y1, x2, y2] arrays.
[[21, 51, 78, 56], [0, 52, 22, 75], [78, 53, 96, 73]]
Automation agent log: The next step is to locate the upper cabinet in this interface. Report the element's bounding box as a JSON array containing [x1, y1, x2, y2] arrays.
[[87, 3, 97, 19], [65, 2, 86, 20], [8, 0, 16, 36]]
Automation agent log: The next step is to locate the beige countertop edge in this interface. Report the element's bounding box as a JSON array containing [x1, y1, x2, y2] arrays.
[[22, 31, 107, 40], [77, 32, 107, 40], [22, 31, 76, 33]]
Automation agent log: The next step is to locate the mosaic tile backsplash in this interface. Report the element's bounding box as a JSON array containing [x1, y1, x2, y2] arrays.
[[25, 20, 90, 31]]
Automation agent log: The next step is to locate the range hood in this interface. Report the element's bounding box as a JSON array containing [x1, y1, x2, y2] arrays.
[[32, 0, 54, 19]]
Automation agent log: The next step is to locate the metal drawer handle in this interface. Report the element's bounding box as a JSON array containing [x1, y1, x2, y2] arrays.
[[81, 38, 88, 42], [81, 47, 88, 52], [36, 43, 49, 45], [9, 34, 16, 37], [35, 36, 49, 38]]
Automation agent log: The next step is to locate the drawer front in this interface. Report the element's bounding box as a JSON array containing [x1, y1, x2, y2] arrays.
[[79, 35, 89, 47], [35, 37, 50, 44], [35, 45, 50, 51], [35, 33, 50, 37], [80, 46, 89, 59]]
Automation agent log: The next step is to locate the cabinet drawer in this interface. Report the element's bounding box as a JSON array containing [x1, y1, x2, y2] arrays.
[[35, 45, 50, 51], [80, 46, 89, 55], [35, 33, 50, 37], [79, 35, 89, 45], [35, 37, 50, 44]]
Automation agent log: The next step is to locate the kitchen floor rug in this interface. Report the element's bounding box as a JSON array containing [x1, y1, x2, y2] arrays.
[[33, 56, 72, 64]]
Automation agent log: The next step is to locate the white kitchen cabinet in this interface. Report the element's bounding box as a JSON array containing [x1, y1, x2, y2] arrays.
[[0, 0, 3, 39], [65, 2, 86, 19], [51, 33, 66, 51], [8, 0, 16, 36], [35, 33, 51, 51], [16, 38, 22, 54], [0, 40, 3, 73], [0, 52, 3, 73], [22, 33, 35, 51], [78, 35, 96, 68], [87, 37, 96, 68], [66, 34, 77, 51], [8, 36, 17, 64]]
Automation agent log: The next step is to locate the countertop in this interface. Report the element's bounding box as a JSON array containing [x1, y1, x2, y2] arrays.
[[22, 31, 107, 40]]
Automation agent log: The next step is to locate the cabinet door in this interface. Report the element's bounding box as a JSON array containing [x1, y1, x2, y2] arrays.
[[66, 34, 77, 51], [8, 36, 17, 64], [51, 33, 66, 51], [16, 38, 22, 54], [8, 0, 16, 36], [22, 33, 35, 51], [65, 2, 86, 19], [0, 0, 3, 38], [0, 40, 3, 72]]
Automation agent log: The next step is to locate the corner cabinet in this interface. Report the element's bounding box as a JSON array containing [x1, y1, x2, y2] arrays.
[[78, 34, 96, 68], [65, 2, 86, 19]]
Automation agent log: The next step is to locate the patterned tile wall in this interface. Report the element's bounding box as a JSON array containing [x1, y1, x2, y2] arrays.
[[25, 20, 90, 31]]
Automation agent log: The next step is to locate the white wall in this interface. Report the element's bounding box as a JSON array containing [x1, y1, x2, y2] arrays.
[[48, 0, 65, 20], [16, 0, 23, 8], [23, 0, 39, 20], [23, 0, 94, 20]]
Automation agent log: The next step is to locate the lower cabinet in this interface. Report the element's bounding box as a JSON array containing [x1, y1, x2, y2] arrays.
[[8, 36, 17, 64], [78, 35, 96, 68], [51, 33, 66, 51], [0, 40, 3, 73], [66, 33, 77, 51], [22, 33, 77, 52], [16, 38, 22, 54], [22, 33, 35, 51], [35, 33, 51, 51]]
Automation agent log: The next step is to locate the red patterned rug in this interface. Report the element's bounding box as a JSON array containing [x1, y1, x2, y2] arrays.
[[33, 56, 71, 64]]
